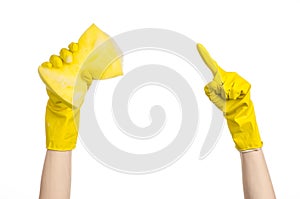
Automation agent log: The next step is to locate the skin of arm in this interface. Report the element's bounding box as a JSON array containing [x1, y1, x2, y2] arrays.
[[39, 150, 72, 199], [240, 149, 276, 199]]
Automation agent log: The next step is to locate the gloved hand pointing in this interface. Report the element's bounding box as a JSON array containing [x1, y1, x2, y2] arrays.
[[197, 43, 263, 151]]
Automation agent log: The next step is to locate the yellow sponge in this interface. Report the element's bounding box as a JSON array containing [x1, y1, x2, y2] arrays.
[[38, 24, 123, 108]]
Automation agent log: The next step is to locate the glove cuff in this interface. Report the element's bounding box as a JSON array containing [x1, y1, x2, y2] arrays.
[[45, 98, 80, 151], [226, 97, 263, 151]]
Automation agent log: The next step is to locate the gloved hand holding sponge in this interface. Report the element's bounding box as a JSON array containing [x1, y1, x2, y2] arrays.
[[197, 44, 263, 151], [38, 24, 123, 151]]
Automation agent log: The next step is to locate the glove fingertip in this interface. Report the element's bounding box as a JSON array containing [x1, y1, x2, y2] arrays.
[[49, 55, 63, 68], [60, 48, 73, 64]]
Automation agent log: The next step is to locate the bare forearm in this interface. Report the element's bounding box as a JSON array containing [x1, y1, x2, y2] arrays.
[[240, 149, 276, 199], [39, 150, 72, 199]]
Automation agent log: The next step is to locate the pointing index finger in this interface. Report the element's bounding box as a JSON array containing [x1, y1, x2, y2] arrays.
[[197, 43, 219, 76]]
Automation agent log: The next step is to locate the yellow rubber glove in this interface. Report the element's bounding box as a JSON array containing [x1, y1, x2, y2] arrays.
[[197, 44, 263, 151], [38, 24, 123, 151]]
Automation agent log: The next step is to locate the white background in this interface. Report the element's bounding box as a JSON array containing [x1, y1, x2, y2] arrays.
[[0, 0, 299, 198]]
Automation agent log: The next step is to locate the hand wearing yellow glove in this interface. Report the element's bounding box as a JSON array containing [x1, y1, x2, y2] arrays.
[[38, 24, 123, 151], [197, 44, 263, 151]]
